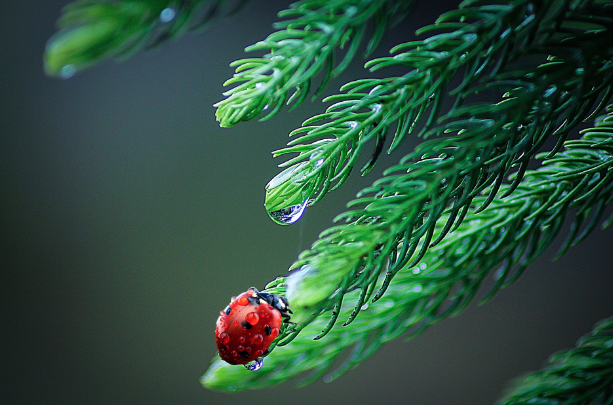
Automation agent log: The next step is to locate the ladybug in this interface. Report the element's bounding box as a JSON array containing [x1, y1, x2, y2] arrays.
[[215, 287, 292, 368]]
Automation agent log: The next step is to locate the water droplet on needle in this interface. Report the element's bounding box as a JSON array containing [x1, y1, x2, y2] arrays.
[[267, 199, 308, 225], [245, 358, 264, 371]]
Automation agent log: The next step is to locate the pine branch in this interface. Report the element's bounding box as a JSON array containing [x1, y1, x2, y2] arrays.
[[269, 1, 613, 333], [214, 0, 416, 127], [264, 0, 545, 216], [202, 107, 613, 392], [499, 316, 613, 405], [44, 0, 246, 78]]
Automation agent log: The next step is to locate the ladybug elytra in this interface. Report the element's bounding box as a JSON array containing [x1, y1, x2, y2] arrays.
[[215, 287, 292, 368]]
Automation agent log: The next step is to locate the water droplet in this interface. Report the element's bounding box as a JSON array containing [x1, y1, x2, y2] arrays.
[[544, 85, 557, 98], [266, 163, 307, 190], [412, 267, 420, 274], [231, 351, 237, 357], [308, 139, 333, 167], [245, 312, 259, 325], [60, 64, 76, 79], [219, 332, 230, 345], [251, 334, 263, 344], [263, 104, 269, 110], [267, 199, 308, 225], [324, 375, 333, 383], [420, 263, 427, 270], [159, 7, 176, 23], [239, 336, 245, 344], [245, 358, 264, 371], [255, 82, 263, 89], [237, 295, 249, 306], [271, 328, 280, 338], [246, 346, 252, 353], [286, 265, 312, 301], [361, 303, 369, 310], [237, 345, 244, 352], [493, 265, 505, 280], [411, 285, 423, 293]]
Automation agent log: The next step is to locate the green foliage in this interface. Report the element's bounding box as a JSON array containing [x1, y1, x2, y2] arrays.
[[267, 0, 613, 336], [215, 0, 416, 127], [44, 0, 245, 78], [202, 108, 613, 391], [499, 316, 613, 405], [264, 0, 544, 213], [44, 0, 613, 400]]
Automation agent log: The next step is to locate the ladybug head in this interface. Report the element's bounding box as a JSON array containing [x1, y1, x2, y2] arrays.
[[249, 287, 293, 323]]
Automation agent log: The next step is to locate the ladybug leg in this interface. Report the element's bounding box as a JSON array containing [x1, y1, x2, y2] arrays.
[[281, 312, 293, 323]]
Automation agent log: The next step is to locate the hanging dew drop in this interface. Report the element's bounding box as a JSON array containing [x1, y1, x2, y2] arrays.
[[267, 199, 308, 225], [60, 64, 76, 79], [159, 7, 176, 23], [309, 139, 334, 168], [245, 358, 264, 371]]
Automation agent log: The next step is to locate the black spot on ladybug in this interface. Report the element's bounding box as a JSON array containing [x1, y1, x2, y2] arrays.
[[265, 325, 272, 336], [241, 321, 252, 330], [225, 307, 232, 315], [239, 350, 250, 359]]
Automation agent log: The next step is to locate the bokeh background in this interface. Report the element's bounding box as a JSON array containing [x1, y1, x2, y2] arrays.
[[2, 1, 612, 404]]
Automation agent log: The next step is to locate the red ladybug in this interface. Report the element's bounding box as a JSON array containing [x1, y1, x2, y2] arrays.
[[215, 287, 292, 369]]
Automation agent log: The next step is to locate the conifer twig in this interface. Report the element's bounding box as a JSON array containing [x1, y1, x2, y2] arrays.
[[273, 0, 613, 335], [499, 316, 613, 405], [202, 107, 613, 391], [264, 0, 545, 214], [215, 0, 416, 127], [44, 0, 246, 78]]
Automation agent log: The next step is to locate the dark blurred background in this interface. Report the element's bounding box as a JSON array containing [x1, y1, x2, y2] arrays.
[[2, 1, 612, 404]]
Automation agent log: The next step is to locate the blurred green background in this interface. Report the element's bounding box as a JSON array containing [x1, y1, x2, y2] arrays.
[[2, 1, 613, 404]]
